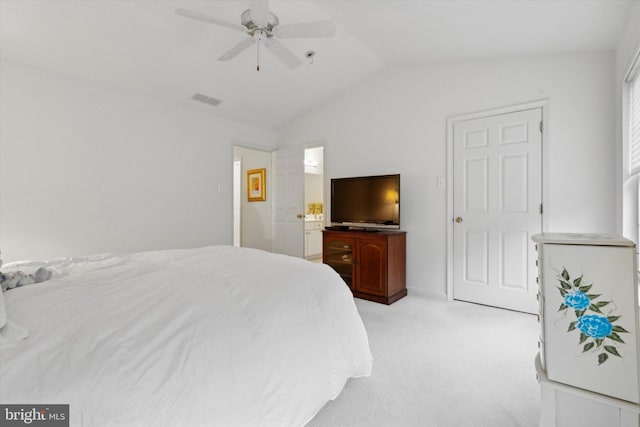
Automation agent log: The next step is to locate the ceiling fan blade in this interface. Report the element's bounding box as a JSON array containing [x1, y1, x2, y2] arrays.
[[218, 38, 256, 61], [250, 0, 269, 27], [273, 21, 336, 39], [175, 8, 247, 33], [263, 38, 302, 69]]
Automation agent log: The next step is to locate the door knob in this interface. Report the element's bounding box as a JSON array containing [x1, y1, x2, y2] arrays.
[[455, 216, 463, 223], [297, 214, 304, 219]]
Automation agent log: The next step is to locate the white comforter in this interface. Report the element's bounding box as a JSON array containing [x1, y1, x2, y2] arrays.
[[0, 246, 372, 426]]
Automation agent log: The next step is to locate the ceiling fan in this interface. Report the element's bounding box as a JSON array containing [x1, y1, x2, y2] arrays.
[[175, 0, 336, 71]]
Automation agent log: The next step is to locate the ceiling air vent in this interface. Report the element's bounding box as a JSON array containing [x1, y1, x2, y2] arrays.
[[191, 93, 222, 107]]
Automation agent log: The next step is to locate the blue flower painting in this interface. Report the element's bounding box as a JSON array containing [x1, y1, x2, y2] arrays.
[[557, 268, 629, 365], [577, 315, 613, 339], [564, 291, 590, 310]]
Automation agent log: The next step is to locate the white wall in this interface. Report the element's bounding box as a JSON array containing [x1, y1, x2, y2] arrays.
[[0, 61, 276, 262], [279, 52, 617, 298], [233, 146, 272, 251]]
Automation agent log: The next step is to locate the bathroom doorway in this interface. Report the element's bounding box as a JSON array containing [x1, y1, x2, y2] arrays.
[[304, 146, 324, 261]]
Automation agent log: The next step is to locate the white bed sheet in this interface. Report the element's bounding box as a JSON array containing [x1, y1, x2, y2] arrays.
[[0, 246, 372, 426]]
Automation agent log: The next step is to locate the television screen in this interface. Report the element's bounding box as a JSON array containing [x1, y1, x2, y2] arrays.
[[331, 174, 400, 229]]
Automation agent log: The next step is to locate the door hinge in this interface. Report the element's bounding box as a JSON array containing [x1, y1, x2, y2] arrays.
[[539, 203, 543, 214], [539, 121, 543, 133]]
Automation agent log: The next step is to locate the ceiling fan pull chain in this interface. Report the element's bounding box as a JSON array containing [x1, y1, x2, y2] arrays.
[[257, 40, 260, 72]]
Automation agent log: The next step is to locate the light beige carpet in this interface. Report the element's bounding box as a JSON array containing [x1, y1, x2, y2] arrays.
[[308, 295, 540, 427]]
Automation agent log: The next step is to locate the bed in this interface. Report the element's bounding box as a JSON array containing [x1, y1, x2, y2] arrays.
[[0, 246, 372, 426]]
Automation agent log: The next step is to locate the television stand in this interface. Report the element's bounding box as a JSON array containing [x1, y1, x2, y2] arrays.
[[322, 229, 407, 304]]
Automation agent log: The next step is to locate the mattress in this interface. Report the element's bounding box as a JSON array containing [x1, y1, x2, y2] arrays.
[[0, 246, 372, 426]]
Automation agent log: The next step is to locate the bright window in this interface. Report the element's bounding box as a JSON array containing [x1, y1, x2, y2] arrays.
[[631, 74, 640, 175], [628, 50, 640, 257]]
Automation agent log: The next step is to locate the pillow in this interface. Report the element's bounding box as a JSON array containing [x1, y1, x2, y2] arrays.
[[0, 290, 29, 344]]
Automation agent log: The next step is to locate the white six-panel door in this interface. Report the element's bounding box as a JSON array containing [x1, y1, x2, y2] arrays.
[[272, 146, 305, 258], [452, 108, 542, 313]]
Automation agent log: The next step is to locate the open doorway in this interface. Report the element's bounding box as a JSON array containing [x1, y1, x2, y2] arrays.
[[232, 145, 272, 252], [234, 145, 324, 258], [304, 147, 324, 261]]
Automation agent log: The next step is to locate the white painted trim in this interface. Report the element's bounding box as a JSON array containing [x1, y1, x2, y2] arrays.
[[445, 99, 549, 300], [407, 287, 447, 301], [446, 116, 455, 301]]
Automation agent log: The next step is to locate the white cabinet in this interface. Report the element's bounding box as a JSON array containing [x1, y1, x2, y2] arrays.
[[533, 233, 640, 427], [305, 221, 323, 259]]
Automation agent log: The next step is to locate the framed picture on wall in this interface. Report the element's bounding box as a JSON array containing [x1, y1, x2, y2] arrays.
[[247, 168, 266, 202]]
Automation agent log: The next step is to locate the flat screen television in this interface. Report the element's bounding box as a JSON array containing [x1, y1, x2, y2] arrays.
[[330, 174, 400, 230]]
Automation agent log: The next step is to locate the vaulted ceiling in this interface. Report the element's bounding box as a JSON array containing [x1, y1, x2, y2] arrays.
[[0, 0, 634, 129]]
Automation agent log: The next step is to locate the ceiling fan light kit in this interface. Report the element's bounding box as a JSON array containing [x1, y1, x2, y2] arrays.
[[175, 0, 336, 71]]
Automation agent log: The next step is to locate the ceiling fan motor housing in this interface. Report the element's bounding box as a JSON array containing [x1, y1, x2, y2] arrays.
[[241, 9, 278, 34]]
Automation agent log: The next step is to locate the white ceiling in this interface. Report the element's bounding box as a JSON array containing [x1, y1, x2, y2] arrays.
[[0, 0, 634, 129]]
